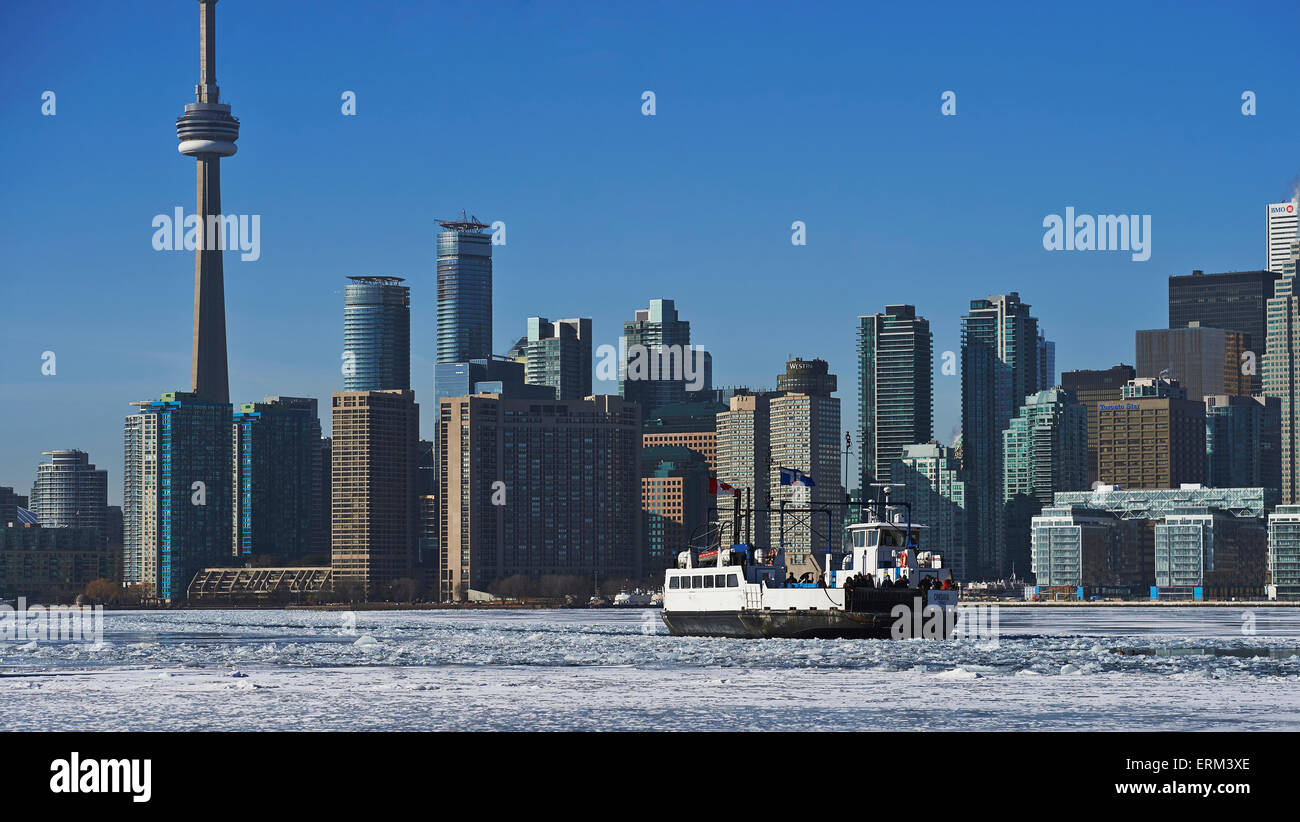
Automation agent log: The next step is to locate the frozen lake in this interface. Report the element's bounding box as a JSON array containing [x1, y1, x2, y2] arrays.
[[3, 607, 1298, 731]]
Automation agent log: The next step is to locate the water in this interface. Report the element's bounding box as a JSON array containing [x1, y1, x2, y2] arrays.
[[2, 607, 1298, 731]]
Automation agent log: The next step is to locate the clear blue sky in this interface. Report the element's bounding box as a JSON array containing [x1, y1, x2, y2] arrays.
[[2, 0, 1297, 505]]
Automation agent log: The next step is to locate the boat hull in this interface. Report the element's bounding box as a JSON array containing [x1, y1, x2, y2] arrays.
[[661, 591, 958, 639]]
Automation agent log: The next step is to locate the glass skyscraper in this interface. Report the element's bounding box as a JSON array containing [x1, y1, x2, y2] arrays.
[[29, 450, 109, 545], [343, 276, 411, 392], [1264, 236, 1300, 503], [619, 299, 712, 413], [232, 397, 319, 561], [961, 292, 1049, 580], [857, 304, 933, 487], [520, 317, 592, 400], [436, 217, 493, 365]]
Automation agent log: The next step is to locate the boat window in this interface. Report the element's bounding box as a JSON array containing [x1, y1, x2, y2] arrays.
[[852, 530, 865, 548], [691, 575, 702, 588], [727, 574, 739, 588], [868, 531, 879, 547], [669, 577, 679, 589], [715, 574, 727, 587], [703, 575, 714, 588]]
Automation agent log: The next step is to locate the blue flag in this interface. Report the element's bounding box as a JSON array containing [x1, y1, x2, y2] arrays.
[[779, 468, 816, 487]]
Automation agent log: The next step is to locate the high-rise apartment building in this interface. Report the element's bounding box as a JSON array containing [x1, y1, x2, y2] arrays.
[[439, 394, 641, 601], [769, 358, 842, 574], [642, 401, 726, 470], [857, 305, 932, 487], [518, 317, 592, 400], [123, 392, 233, 601], [232, 397, 319, 561], [1267, 504, 1300, 600], [961, 292, 1048, 579], [29, 450, 109, 545], [331, 390, 420, 598], [343, 276, 411, 392], [891, 442, 968, 581], [1137, 323, 1250, 401], [619, 299, 712, 413], [1061, 364, 1136, 484], [715, 392, 777, 548], [436, 217, 493, 365], [1096, 378, 1206, 489], [1264, 233, 1300, 503]]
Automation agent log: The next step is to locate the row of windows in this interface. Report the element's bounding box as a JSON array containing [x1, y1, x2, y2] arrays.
[[669, 573, 739, 589]]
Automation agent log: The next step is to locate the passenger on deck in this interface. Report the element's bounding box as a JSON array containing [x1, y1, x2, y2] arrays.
[[896, 575, 910, 588], [940, 578, 952, 590], [785, 572, 797, 587], [817, 575, 826, 588], [861, 575, 875, 589], [798, 572, 813, 584], [919, 576, 932, 592]]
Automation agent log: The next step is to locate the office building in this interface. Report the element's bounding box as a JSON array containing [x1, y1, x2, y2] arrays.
[[0, 525, 116, 602], [515, 317, 592, 400], [1136, 323, 1250, 401], [1268, 202, 1298, 274], [439, 394, 641, 602], [1205, 395, 1282, 491], [28, 450, 108, 545], [857, 305, 933, 486], [123, 392, 233, 601], [642, 446, 711, 574], [1168, 269, 1281, 392], [343, 276, 411, 392], [232, 398, 318, 561], [1061, 364, 1136, 484], [619, 299, 712, 413], [961, 292, 1049, 579], [331, 390, 420, 598], [891, 442, 969, 581], [1264, 234, 1300, 503], [1267, 504, 1300, 600], [769, 358, 842, 573], [1096, 378, 1206, 489], [436, 216, 493, 364]]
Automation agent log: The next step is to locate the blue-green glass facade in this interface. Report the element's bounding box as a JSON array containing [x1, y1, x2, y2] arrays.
[[436, 225, 493, 364], [343, 277, 410, 392], [233, 398, 318, 561]]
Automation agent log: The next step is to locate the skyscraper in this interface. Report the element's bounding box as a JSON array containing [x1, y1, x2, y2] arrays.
[[1137, 323, 1250, 401], [123, 392, 233, 601], [715, 391, 778, 548], [176, 0, 240, 405], [1061, 364, 1136, 484], [343, 276, 411, 392], [331, 390, 420, 598], [519, 317, 592, 400], [439, 394, 641, 601], [1264, 230, 1300, 503], [1168, 269, 1281, 392], [961, 292, 1047, 579], [29, 450, 109, 545], [0, 487, 30, 529], [1268, 202, 1298, 274], [620, 299, 712, 412], [769, 358, 842, 574], [436, 216, 493, 365], [857, 305, 933, 487], [232, 398, 319, 561], [642, 446, 711, 575]]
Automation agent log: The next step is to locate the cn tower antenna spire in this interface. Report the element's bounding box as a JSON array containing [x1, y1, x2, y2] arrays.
[[176, 0, 240, 403]]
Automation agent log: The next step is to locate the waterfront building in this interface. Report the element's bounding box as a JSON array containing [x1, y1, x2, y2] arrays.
[[29, 450, 108, 545], [232, 398, 318, 561], [439, 394, 641, 602], [715, 392, 778, 548], [0, 525, 115, 602], [1267, 504, 1300, 600], [857, 305, 933, 487], [1154, 508, 1267, 599]]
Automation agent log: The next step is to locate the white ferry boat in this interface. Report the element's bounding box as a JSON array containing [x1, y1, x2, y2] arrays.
[[661, 492, 959, 639]]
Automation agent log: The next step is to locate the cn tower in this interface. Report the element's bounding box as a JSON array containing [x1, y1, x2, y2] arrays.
[[176, 0, 239, 404]]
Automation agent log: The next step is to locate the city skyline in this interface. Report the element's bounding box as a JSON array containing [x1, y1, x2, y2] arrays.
[[3, 1, 1300, 507]]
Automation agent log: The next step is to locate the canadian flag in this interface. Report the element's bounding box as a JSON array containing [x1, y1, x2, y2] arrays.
[[709, 477, 737, 495]]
